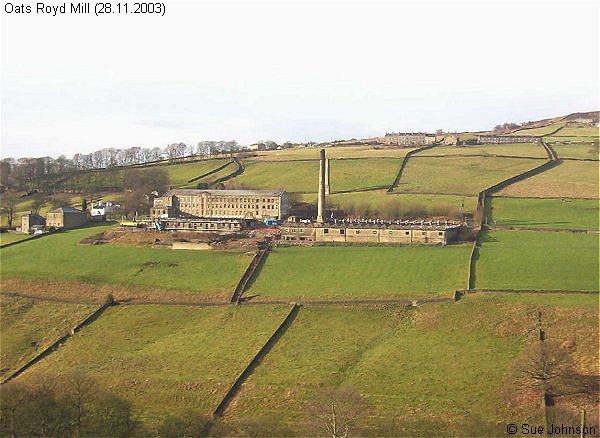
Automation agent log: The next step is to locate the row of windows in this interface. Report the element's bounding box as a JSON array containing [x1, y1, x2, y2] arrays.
[[284, 228, 445, 237]]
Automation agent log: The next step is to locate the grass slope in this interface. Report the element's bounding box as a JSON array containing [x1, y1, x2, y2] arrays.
[[550, 143, 599, 160], [249, 245, 472, 301], [398, 156, 545, 196], [0, 224, 249, 297], [498, 161, 599, 198], [475, 230, 599, 291], [230, 161, 319, 193], [489, 197, 599, 230], [0, 295, 94, 379], [0, 233, 31, 245], [18, 304, 290, 425], [554, 123, 599, 137], [512, 122, 565, 136], [415, 143, 546, 158], [251, 146, 415, 160], [225, 295, 597, 435], [330, 158, 402, 192]]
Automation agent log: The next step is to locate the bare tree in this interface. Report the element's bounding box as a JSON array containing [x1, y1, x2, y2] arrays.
[[1, 193, 18, 228], [306, 387, 369, 437]]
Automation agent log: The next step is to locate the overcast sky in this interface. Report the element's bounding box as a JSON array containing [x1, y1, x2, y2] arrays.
[[1, 0, 598, 158]]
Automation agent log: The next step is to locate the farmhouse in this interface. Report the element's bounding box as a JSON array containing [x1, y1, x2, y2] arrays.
[[382, 132, 436, 146], [20, 213, 45, 234], [151, 189, 288, 221], [45, 207, 87, 230]]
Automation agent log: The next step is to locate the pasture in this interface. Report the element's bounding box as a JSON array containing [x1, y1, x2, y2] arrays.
[[248, 245, 472, 301], [228, 160, 319, 193], [0, 233, 31, 245], [554, 123, 599, 137], [512, 122, 565, 136], [17, 304, 290, 425], [225, 294, 597, 435], [0, 295, 94, 379], [329, 158, 402, 192], [414, 143, 546, 158], [251, 145, 415, 160], [550, 142, 599, 160], [488, 197, 599, 230], [497, 160, 599, 199], [397, 156, 545, 196], [0, 224, 250, 299], [474, 230, 599, 291]]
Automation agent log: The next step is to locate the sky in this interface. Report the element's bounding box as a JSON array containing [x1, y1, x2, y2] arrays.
[[1, 0, 598, 158]]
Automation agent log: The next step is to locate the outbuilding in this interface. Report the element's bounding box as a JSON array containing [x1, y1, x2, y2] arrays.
[[46, 207, 87, 230]]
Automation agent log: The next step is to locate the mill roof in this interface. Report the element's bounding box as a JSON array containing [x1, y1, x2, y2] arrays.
[[49, 207, 85, 214], [161, 189, 285, 197]]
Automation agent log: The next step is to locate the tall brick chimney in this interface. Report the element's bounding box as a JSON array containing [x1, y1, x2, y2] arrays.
[[317, 148, 326, 223]]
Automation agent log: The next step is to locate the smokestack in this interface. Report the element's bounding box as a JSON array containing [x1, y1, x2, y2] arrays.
[[324, 157, 330, 195], [317, 148, 326, 223]]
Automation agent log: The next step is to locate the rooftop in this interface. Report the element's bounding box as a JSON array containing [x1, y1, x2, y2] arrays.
[[161, 189, 285, 197], [49, 207, 85, 214]]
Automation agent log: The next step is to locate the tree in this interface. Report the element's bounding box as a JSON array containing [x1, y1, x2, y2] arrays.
[[305, 387, 370, 437], [81, 197, 88, 211], [1, 193, 18, 228]]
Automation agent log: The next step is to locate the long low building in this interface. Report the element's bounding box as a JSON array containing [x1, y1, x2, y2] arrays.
[[281, 221, 461, 245], [151, 189, 288, 221]]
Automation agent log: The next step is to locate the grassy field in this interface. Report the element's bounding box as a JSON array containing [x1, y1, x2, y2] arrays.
[[397, 156, 545, 196], [18, 304, 290, 426], [489, 197, 599, 230], [251, 146, 415, 160], [248, 245, 472, 301], [497, 160, 599, 198], [0, 224, 250, 298], [414, 143, 546, 158], [63, 159, 230, 190], [545, 136, 599, 143], [0, 295, 94, 379], [554, 123, 599, 137], [512, 122, 565, 136], [475, 230, 599, 291], [0, 232, 32, 245], [550, 142, 599, 160], [225, 294, 598, 434], [329, 158, 402, 192], [229, 161, 319, 193]]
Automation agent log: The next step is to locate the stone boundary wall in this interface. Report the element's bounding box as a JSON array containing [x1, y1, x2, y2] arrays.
[[489, 225, 599, 234], [186, 159, 235, 184], [0, 231, 54, 249], [459, 288, 599, 295], [386, 144, 438, 193], [212, 303, 301, 417], [0, 300, 113, 385], [210, 158, 244, 186], [467, 239, 479, 290], [230, 239, 272, 303]]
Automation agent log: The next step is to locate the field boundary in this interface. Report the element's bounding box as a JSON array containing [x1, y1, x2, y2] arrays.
[[0, 231, 54, 249], [212, 303, 301, 418], [210, 157, 244, 186], [458, 288, 599, 296], [186, 159, 234, 184], [386, 144, 438, 193], [230, 238, 272, 304], [415, 153, 545, 160], [487, 225, 599, 234], [0, 299, 114, 385]]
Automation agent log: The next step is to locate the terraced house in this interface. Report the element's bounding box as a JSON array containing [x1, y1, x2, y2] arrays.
[[151, 189, 289, 221]]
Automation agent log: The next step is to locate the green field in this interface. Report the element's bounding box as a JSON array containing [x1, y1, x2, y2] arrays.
[[475, 230, 599, 291], [397, 156, 545, 196], [489, 197, 599, 230], [512, 122, 565, 136], [228, 160, 319, 193], [550, 142, 599, 160], [414, 143, 546, 158], [252, 145, 415, 160], [0, 224, 249, 298], [329, 158, 402, 192], [225, 294, 598, 435], [554, 123, 599, 137], [249, 245, 472, 301], [18, 304, 290, 425], [545, 136, 599, 143], [498, 160, 599, 198], [63, 159, 229, 190], [0, 295, 94, 379], [0, 233, 31, 245]]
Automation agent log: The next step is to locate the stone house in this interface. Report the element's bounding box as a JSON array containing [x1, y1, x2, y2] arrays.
[[46, 207, 87, 230]]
